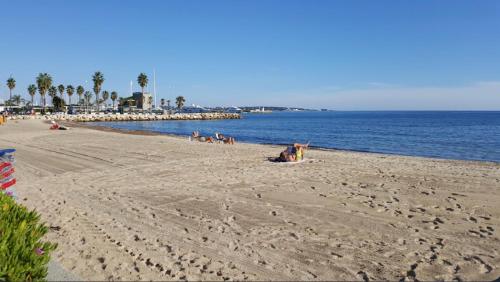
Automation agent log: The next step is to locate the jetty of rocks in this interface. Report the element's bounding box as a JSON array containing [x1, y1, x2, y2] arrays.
[[7, 112, 241, 122]]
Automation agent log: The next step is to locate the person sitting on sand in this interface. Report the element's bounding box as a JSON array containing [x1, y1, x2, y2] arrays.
[[223, 136, 235, 145], [215, 132, 235, 144], [190, 131, 200, 141], [192, 131, 214, 143], [292, 141, 309, 161], [215, 132, 224, 143]]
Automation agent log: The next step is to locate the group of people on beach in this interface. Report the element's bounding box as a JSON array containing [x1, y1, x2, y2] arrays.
[[191, 130, 309, 162], [191, 131, 235, 144]]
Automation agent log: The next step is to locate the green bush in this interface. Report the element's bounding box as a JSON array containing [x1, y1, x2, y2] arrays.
[[0, 193, 57, 281]]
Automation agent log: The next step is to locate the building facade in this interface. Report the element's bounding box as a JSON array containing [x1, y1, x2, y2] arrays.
[[132, 92, 152, 110]]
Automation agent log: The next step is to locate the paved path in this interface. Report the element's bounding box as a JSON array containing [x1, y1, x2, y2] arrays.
[[47, 260, 81, 281]]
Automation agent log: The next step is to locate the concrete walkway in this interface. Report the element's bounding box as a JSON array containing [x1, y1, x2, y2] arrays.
[[47, 260, 81, 281]]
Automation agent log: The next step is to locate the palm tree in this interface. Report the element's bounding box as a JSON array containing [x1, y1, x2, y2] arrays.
[[167, 99, 171, 109], [137, 73, 148, 95], [175, 96, 185, 110], [28, 84, 37, 112], [36, 73, 52, 113], [102, 90, 109, 107], [92, 71, 104, 111], [111, 91, 118, 109], [137, 73, 148, 109], [84, 91, 93, 113], [11, 95, 21, 106], [66, 85, 74, 106], [76, 85, 84, 105], [48, 86, 57, 111], [160, 98, 165, 107], [58, 84, 65, 101], [6, 77, 15, 102]]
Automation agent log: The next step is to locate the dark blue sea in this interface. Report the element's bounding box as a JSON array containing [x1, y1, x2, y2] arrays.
[[93, 111, 500, 163]]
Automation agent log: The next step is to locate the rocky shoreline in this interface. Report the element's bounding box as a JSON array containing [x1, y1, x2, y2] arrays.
[[6, 112, 241, 122]]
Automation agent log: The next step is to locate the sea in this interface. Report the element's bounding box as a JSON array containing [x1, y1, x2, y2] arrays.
[[93, 111, 500, 163]]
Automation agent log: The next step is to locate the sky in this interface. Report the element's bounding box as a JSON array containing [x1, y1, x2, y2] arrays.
[[1, 0, 500, 110]]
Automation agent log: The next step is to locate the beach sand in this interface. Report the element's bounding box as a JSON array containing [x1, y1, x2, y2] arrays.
[[1, 119, 499, 281]]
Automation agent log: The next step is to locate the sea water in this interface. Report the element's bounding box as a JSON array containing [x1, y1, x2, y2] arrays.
[[93, 111, 500, 162]]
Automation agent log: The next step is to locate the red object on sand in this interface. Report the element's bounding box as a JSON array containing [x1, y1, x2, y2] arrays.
[[1, 178, 16, 190]]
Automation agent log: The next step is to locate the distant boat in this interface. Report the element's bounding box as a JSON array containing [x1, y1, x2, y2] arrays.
[[225, 106, 242, 113], [249, 107, 272, 113], [182, 104, 210, 113]]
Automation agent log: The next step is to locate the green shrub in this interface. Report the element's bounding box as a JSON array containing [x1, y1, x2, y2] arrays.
[[0, 193, 57, 281]]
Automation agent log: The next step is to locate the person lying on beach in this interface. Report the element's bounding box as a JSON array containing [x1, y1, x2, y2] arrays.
[[276, 142, 309, 162], [278, 146, 296, 162], [216, 132, 235, 145], [50, 121, 68, 130], [192, 131, 214, 143]]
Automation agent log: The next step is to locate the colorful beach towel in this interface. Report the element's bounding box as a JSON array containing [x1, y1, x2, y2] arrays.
[[0, 148, 15, 156], [0, 149, 16, 193]]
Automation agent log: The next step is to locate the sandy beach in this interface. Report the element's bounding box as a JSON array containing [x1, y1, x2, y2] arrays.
[[1, 119, 499, 281]]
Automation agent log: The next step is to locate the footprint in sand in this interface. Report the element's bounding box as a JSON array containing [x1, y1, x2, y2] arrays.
[[330, 252, 343, 259], [467, 216, 478, 223], [463, 255, 493, 274]]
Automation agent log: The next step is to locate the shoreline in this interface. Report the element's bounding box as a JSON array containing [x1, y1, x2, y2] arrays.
[[1, 119, 499, 281], [68, 120, 500, 166]]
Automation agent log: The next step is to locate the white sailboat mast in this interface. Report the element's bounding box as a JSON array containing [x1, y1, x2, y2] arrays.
[[153, 69, 157, 109]]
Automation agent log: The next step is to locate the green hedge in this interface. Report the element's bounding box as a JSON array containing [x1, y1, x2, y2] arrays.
[[0, 193, 57, 281]]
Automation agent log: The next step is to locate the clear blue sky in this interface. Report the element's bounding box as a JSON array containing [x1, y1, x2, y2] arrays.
[[1, 0, 500, 110]]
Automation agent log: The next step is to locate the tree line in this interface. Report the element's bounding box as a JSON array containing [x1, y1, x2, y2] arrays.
[[4, 72, 187, 113]]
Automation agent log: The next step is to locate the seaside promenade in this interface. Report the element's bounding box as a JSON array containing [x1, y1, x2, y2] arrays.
[[0, 119, 498, 280]]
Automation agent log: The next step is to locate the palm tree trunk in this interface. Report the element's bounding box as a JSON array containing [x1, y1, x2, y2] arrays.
[[141, 87, 145, 109], [31, 96, 34, 114], [9, 89, 12, 101]]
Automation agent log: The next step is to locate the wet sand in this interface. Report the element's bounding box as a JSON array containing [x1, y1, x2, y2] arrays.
[[1, 119, 499, 281]]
